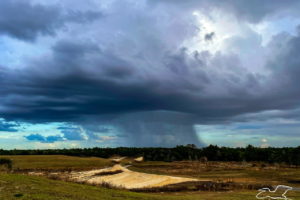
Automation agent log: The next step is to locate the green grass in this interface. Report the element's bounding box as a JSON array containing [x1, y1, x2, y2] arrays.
[[0, 173, 269, 200], [0, 156, 299, 199], [0, 155, 112, 171]]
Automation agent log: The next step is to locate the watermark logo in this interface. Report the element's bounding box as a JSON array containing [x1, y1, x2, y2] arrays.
[[256, 185, 293, 200]]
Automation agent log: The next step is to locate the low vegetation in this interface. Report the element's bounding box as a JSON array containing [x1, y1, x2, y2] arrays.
[[0, 154, 299, 199], [0, 158, 13, 170], [131, 161, 300, 188], [130, 181, 273, 193], [0, 145, 300, 165], [0, 173, 284, 200], [0, 155, 111, 172]]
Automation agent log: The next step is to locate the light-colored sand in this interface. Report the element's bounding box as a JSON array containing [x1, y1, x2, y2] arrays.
[[110, 157, 126, 163], [134, 156, 144, 162], [69, 164, 197, 189]]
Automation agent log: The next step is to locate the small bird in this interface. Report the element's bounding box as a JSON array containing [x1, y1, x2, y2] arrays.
[[256, 185, 293, 200]]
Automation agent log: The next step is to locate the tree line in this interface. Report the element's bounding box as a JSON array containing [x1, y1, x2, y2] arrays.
[[0, 144, 300, 165]]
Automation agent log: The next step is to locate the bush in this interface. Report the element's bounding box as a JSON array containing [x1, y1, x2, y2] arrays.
[[0, 158, 13, 170]]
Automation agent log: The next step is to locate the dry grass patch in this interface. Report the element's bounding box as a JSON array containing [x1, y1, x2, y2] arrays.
[[0, 155, 112, 172]]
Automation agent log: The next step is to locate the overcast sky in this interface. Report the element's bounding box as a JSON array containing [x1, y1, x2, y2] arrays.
[[1, 0, 300, 149]]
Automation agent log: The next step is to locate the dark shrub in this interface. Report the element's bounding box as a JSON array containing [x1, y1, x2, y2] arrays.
[[0, 158, 13, 170]]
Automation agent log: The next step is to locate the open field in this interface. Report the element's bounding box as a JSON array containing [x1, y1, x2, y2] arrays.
[[0, 155, 112, 171], [0, 173, 283, 200], [0, 155, 299, 199], [130, 161, 300, 188]]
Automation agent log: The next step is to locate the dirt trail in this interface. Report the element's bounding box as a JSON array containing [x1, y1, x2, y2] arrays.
[[69, 164, 198, 189]]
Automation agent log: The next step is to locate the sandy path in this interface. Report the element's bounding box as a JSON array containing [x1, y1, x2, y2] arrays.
[[69, 164, 198, 189]]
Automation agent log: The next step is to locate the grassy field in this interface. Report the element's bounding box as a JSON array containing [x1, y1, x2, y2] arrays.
[[130, 161, 300, 187], [0, 155, 112, 171], [0, 173, 267, 200], [0, 155, 299, 199]]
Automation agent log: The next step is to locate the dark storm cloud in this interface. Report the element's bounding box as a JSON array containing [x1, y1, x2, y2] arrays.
[[2, 0, 300, 146], [1, 30, 300, 124], [113, 112, 204, 147], [24, 133, 64, 143], [150, 0, 300, 23], [0, 120, 18, 132], [220, 0, 300, 22], [0, 0, 102, 41]]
